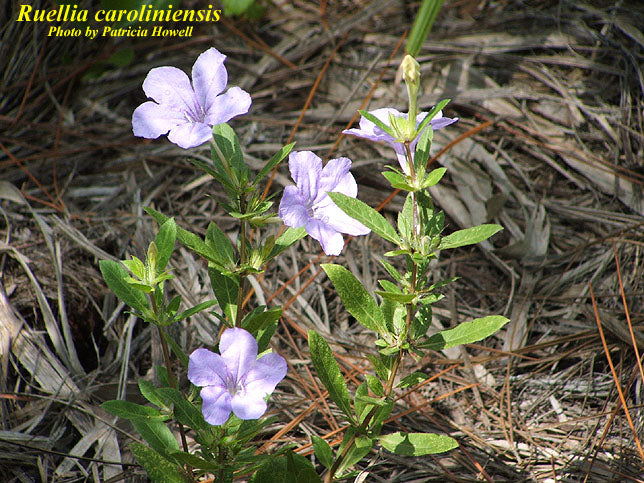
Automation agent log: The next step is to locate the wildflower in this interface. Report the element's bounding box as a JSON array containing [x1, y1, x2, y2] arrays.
[[342, 108, 457, 175], [278, 151, 370, 256], [188, 328, 286, 425], [132, 47, 251, 149]]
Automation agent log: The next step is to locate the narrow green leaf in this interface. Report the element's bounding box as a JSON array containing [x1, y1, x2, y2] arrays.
[[416, 98, 451, 134], [154, 218, 177, 273], [101, 400, 166, 421], [99, 259, 148, 312], [206, 222, 235, 267], [439, 224, 502, 250], [208, 266, 239, 323], [413, 123, 434, 174], [382, 171, 416, 191], [130, 443, 187, 483], [267, 227, 307, 260], [311, 435, 334, 470], [322, 264, 387, 336], [157, 387, 209, 432], [212, 123, 246, 176], [144, 207, 226, 268], [327, 193, 399, 245], [121, 256, 145, 279], [396, 372, 429, 389], [379, 431, 457, 456], [335, 430, 373, 477], [138, 380, 169, 409], [358, 110, 396, 138], [186, 157, 236, 194], [173, 299, 218, 323], [242, 306, 282, 334], [366, 375, 384, 396], [420, 315, 509, 351], [167, 450, 219, 471], [406, 0, 446, 57], [132, 419, 179, 457], [161, 329, 189, 368], [308, 330, 354, 421], [421, 167, 447, 189], [254, 142, 295, 186]]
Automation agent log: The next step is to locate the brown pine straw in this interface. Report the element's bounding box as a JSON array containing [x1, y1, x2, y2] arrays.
[[588, 281, 644, 462], [613, 241, 644, 384]]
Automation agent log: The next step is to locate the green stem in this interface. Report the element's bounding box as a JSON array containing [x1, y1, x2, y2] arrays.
[[235, 194, 248, 328], [149, 295, 192, 478]]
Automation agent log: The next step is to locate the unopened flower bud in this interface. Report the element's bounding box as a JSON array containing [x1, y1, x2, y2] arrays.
[[402, 55, 421, 89]]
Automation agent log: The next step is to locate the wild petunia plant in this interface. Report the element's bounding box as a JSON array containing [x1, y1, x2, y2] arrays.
[[99, 47, 508, 482]]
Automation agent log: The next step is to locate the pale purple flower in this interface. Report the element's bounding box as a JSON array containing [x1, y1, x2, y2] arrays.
[[188, 328, 286, 426], [343, 107, 458, 175], [132, 47, 251, 149], [278, 151, 370, 256]]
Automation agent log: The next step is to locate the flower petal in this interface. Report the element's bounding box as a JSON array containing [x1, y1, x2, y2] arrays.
[[279, 186, 309, 228], [219, 328, 258, 384], [191, 47, 228, 112], [188, 348, 228, 388], [342, 108, 400, 144], [244, 352, 287, 394], [230, 391, 267, 420], [132, 101, 186, 140], [142, 66, 198, 116], [318, 157, 357, 198], [429, 112, 459, 130], [288, 151, 322, 200], [205, 86, 252, 126], [306, 218, 344, 256], [320, 202, 371, 236], [167, 121, 213, 149], [200, 385, 232, 425]]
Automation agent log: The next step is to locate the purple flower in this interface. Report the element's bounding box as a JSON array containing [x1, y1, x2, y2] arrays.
[[132, 47, 251, 149], [343, 108, 457, 175], [188, 328, 287, 425], [278, 151, 371, 256]]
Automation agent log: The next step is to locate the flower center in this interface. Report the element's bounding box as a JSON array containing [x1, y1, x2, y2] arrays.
[[226, 375, 241, 396]]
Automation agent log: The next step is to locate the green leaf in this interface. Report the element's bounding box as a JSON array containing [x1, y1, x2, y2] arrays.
[[311, 435, 334, 470], [187, 157, 236, 195], [161, 329, 190, 368], [439, 224, 503, 250], [413, 123, 434, 174], [378, 431, 457, 456], [256, 319, 278, 354], [366, 375, 384, 397], [154, 218, 177, 273], [212, 123, 247, 179], [420, 315, 509, 351], [406, 0, 446, 57], [327, 192, 399, 245], [174, 299, 218, 323], [421, 167, 447, 189], [375, 290, 416, 304], [242, 306, 282, 334], [254, 142, 295, 186], [209, 266, 239, 323], [132, 419, 179, 457], [167, 450, 220, 471], [354, 381, 369, 423], [308, 330, 354, 421], [157, 387, 209, 432], [206, 222, 235, 267], [268, 227, 307, 260], [335, 430, 373, 477], [101, 400, 166, 421], [397, 193, 414, 243], [130, 443, 187, 483], [99, 260, 148, 312], [416, 99, 451, 134], [358, 110, 396, 138], [322, 264, 387, 336], [382, 171, 416, 191], [121, 256, 145, 279], [250, 451, 321, 483], [138, 380, 169, 409], [144, 207, 227, 268], [396, 372, 429, 389]]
